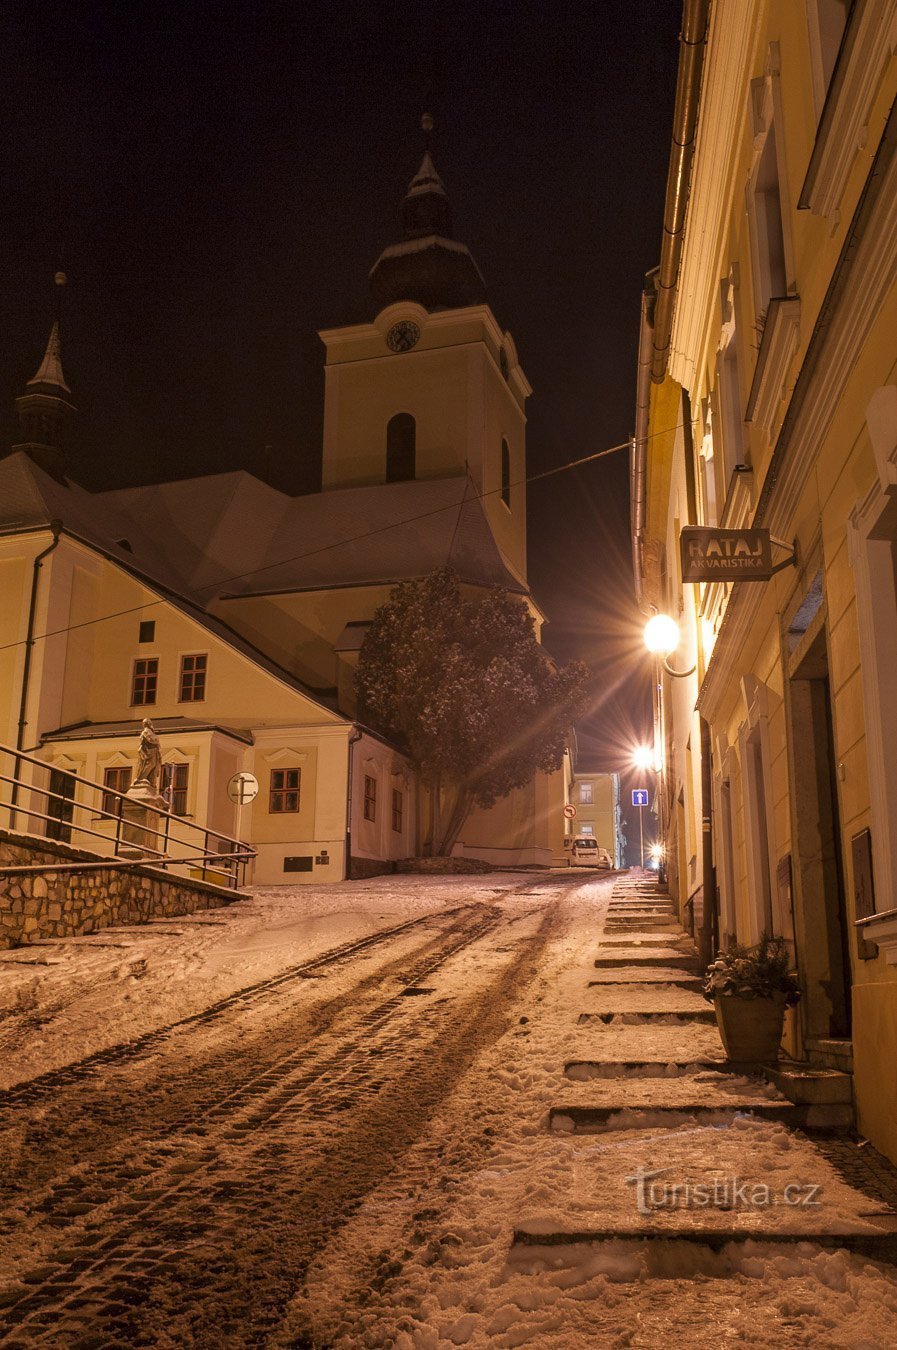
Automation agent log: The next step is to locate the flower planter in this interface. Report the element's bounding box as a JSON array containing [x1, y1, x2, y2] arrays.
[[713, 992, 787, 1062]]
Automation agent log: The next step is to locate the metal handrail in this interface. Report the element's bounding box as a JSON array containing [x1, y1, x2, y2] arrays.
[[0, 739, 255, 889]]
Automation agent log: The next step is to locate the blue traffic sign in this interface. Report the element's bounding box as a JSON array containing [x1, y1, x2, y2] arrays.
[[632, 789, 649, 807]]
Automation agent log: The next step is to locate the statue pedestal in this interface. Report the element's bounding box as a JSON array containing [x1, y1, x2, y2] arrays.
[[119, 781, 169, 860]]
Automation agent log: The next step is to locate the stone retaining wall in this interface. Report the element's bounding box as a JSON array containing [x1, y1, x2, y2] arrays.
[[0, 829, 244, 948]]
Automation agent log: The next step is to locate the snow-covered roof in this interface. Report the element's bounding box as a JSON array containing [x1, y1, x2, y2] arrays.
[[407, 151, 447, 197], [42, 717, 255, 745]]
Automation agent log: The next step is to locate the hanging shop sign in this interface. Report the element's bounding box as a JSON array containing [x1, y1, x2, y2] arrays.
[[680, 527, 774, 582]]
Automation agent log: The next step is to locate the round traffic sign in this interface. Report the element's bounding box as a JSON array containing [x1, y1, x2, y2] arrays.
[[227, 772, 259, 805], [563, 804, 577, 819]]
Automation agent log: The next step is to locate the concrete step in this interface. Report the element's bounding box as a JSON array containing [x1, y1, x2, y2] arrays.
[[577, 1010, 718, 1026], [564, 1059, 731, 1079], [595, 955, 702, 972], [807, 1038, 854, 1073], [588, 976, 702, 990], [763, 1059, 854, 1106], [509, 1226, 897, 1267], [549, 1100, 854, 1134]]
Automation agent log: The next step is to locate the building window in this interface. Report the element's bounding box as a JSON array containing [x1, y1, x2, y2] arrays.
[[131, 657, 158, 706], [364, 774, 377, 822], [102, 766, 132, 816], [269, 767, 301, 813], [501, 438, 511, 508], [161, 763, 189, 816], [138, 620, 155, 644], [747, 115, 788, 320], [179, 653, 207, 703], [386, 413, 416, 483], [391, 788, 403, 833], [579, 782, 593, 804], [806, 0, 848, 122], [580, 823, 594, 836]]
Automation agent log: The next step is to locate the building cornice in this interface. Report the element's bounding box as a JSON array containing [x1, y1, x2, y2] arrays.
[[669, 0, 765, 398]]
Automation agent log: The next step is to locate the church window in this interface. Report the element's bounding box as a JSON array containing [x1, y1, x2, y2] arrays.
[[131, 657, 158, 706], [364, 774, 377, 821], [162, 763, 189, 815], [270, 767, 301, 813], [501, 439, 511, 508], [179, 653, 207, 702], [392, 788, 403, 833], [102, 766, 132, 816], [386, 413, 416, 483]]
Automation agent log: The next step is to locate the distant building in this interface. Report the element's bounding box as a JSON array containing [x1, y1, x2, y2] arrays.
[[632, 1, 897, 1163], [566, 768, 622, 866], [0, 136, 569, 881]]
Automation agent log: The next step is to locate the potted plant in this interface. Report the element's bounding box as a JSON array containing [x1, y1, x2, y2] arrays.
[[703, 933, 800, 1062]]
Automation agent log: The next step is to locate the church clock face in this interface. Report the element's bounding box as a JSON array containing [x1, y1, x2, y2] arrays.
[[386, 320, 421, 353]]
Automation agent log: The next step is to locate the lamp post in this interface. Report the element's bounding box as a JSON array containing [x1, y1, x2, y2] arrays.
[[641, 613, 694, 886]]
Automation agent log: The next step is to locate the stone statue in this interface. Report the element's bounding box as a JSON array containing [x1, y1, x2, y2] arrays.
[[135, 717, 162, 791]]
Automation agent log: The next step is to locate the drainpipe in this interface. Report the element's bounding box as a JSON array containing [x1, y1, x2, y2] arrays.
[[632, 279, 657, 611], [10, 522, 62, 828], [699, 715, 718, 967], [344, 724, 363, 881], [650, 0, 711, 385]]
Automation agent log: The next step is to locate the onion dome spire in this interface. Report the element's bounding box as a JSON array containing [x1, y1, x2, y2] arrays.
[[11, 272, 77, 480], [369, 115, 487, 311]]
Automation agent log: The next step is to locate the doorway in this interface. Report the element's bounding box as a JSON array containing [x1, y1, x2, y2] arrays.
[[788, 628, 852, 1038], [46, 770, 76, 844]]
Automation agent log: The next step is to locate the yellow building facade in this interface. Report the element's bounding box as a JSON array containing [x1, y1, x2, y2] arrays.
[[634, 0, 897, 1160]]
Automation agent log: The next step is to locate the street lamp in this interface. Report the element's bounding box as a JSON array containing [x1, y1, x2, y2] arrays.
[[633, 745, 654, 771], [643, 613, 696, 678]]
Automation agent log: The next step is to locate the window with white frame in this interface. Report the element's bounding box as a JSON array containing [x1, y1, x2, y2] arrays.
[[746, 58, 792, 324], [579, 782, 593, 804], [805, 0, 848, 122]]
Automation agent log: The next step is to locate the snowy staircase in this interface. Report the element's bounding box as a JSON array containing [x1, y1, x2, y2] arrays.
[[511, 870, 897, 1271]]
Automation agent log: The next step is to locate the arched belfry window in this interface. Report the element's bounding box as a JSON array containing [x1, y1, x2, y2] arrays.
[[501, 438, 511, 508], [386, 413, 416, 483]]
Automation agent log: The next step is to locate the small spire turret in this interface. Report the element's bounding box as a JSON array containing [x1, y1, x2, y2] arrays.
[[11, 273, 76, 480]]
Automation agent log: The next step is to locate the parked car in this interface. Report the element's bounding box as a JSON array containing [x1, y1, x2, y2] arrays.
[[569, 836, 613, 868]]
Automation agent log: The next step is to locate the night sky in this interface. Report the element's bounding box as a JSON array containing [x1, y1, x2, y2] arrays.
[[2, 0, 681, 834]]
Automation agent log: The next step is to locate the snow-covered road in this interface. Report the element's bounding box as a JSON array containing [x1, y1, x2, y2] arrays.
[[2, 869, 897, 1347]]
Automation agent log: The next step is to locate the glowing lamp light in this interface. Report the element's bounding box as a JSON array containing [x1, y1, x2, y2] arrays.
[[633, 746, 654, 771], [644, 613, 681, 657]]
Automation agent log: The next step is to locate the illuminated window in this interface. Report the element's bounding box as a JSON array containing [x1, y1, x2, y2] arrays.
[[161, 763, 189, 815], [102, 766, 132, 816], [179, 653, 207, 702], [131, 657, 158, 706], [501, 438, 511, 508], [270, 767, 300, 813], [364, 775, 377, 822], [392, 788, 403, 833], [579, 782, 593, 804], [386, 414, 416, 483]]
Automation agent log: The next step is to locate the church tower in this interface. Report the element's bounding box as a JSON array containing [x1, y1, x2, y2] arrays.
[[318, 119, 531, 588], [11, 273, 76, 481]]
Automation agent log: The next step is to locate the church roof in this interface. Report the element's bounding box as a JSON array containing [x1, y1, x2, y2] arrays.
[[0, 453, 525, 710], [369, 144, 487, 311]]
